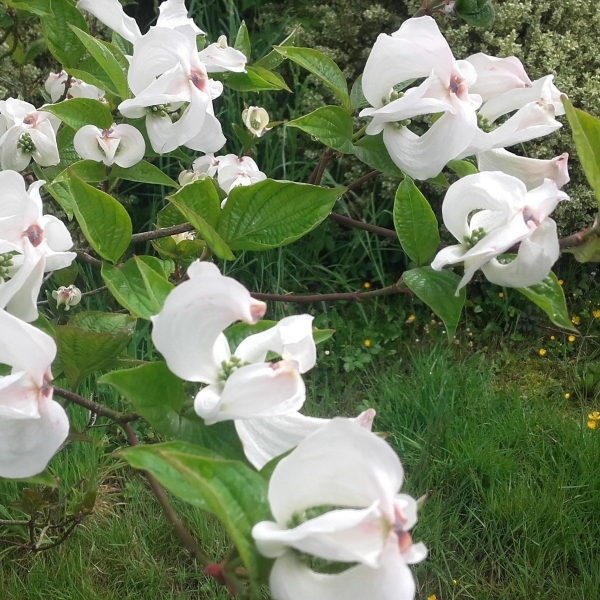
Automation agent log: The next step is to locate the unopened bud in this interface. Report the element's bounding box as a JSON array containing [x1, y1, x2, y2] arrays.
[[242, 106, 270, 137], [52, 285, 82, 310]]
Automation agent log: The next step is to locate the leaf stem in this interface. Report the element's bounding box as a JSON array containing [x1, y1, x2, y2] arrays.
[[52, 387, 139, 423]]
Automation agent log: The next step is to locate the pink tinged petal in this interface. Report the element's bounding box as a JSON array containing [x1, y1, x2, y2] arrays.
[[235, 315, 316, 373], [0, 309, 56, 385], [466, 53, 532, 101], [0, 171, 38, 244], [110, 124, 145, 168], [198, 39, 247, 73], [0, 244, 45, 322], [201, 360, 306, 424], [381, 103, 478, 180], [73, 124, 105, 162], [267, 419, 404, 525], [0, 371, 40, 419], [265, 536, 417, 600], [76, 0, 141, 44], [45, 71, 68, 102], [192, 153, 219, 177], [0, 396, 69, 478], [477, 149, 570, 190], [183, 111, 227, 154], [362, 16, 454, 108], [481, 219, 560, 288], [522, 179, 568, 223], [253, 503, 388, 565], [157, 0, 206, 38], [151, 261, 266, 384], [361, 74, 455, 135], [479, 75, 563, 124], [441, 172, 528, 242], [69, 79, 105, 101]]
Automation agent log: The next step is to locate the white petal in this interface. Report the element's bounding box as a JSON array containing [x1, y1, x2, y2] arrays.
[[0, 309, 55, 385], [73, 124, 105, 162], [41, 214, 74, 253], [198, 40, 247, 73], [481, 218, 560, 288], [151, 261, 266, 384], [362, 16, 454, 108], [235, 315, 316, 373], [77, 0, 141, 44], [183, 110, 226, 154], [522, 179, 568, 223], [0, 396, 69, 479], [267, 419, 403, 525], [110, 124, 146, 168], [157, 0, 205, 38], [28, 123, 60, 166], [430, 244, 467, 271], [0, 371, 40, 419], [253, 502, 387, 565], [466, 53, 532, 101], [0, 126, 33, 171], [477, 149, 570, 190], [265, 538, 416, 600], [381, 103, 478, 180], [197, 360, 305, 424]]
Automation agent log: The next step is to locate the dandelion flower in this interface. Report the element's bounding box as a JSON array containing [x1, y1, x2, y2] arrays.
[[587, 420, 597, 430], [406, 314, 416, 323], [593, 309, 600, 319], [363, 282, 371, 289], [539, 348, 547, 356], [588, 411, 600, 420], [571, 315, 581, 325], [364, 339, 371, 347], [564, 393, 571, 399], [550, 335, 555, 340], [498, 292, 504, 298], [558, 279, 564, 285], [568, 335, 576, 342]]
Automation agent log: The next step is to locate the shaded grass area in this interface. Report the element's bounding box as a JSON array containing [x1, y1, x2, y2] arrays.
[[2, 344, 600, 599]]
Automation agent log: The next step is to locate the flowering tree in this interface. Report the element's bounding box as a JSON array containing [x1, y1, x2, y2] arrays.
[[2, 0, 600, 597]]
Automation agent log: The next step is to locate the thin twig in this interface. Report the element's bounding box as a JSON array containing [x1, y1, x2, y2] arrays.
[[122, 423, 212, 567], [76, 251, 103, 268], [251, 280, 409, 303], [308, 149, 335, 185], [130, 223, 195, 244], [328, 212, 398, 239], [346, 170, 380, 192], [52, 387, 138, 424]]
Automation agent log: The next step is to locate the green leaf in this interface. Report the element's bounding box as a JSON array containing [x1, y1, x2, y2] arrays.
[[254, 27, 298, 70], [52, 262, 78, 287], [42, 98, 113, 130], [446, 159, 478, 177], [53, 160, 108, 184], [118, 442, 272, 588], [0, 469, 57, 487], [218, 179, 345, 251], [350, 74, 368, 111], [563, 236, 600, 263], [393, 177, 440, 266], [69, 62, 118, 96], [55, 325, 132, 389], [403, 267, 465, 339], [110, 161, 179, 188], [168, 179, 234, 260], [100, 363, 246, 462], [454, 0, 495, 27], [234, 20, 251, 59], [353, 133, 404, 177], [69, 24, 129, 99], [517, 271, 577, 332], [40, 0, 88, 68], [287, 106, 354, 154], [226, 66, 291, 92], [69, 311, 136, 335], [101, 256, 174, 320], [2, 0, 51, 16], [67, 174, 132, 263], [273, 46, 350, 109], [562, 97, 600, 209]]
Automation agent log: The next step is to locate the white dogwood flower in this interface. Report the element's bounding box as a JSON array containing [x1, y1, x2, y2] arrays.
[[0, 309, 69, 478], [252, 419, 426, 600], [52, 285, 82, 310], [45, 71, 105, 103], [242, 106, 270, 137], [431, 172, 568, 290], [73, 123, 145, 167], [217, 154, 267, 193]]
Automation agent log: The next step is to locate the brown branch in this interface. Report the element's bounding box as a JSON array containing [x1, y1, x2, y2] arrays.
[[52, 387, 138, 424], [130, 223, 195, 244], [346, 170, 380, 192], [122, 423, 212, 567], [308, 149, 335, 185], [559, 226, 596, 249], [76, 251, 103, 268], [328, 212, 398, 239], [251, 280, 409, 303]]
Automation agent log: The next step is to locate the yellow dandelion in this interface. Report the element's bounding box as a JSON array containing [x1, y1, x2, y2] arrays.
[[588, 411, 600, 420], [363, 282, 371, 289], [498, 292, 504, 298], [564, 393, 571, 399], [539, 348, 547, 356], [568, 335, 576, 342], [571, 315, 581, 325], [427, 596, 438, 600], [558, 279, 564, 286], [587, 420, 597, 430], [593, 309, 600, 319], [406, 314, 416, 323], [364, 339, 371, 347], [452, 579, 458, 585], [550, 335, 555, 340]]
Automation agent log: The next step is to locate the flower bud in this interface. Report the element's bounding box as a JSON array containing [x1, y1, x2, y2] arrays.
[[52, 285, 82, 310], [242, 106, 270, 137]]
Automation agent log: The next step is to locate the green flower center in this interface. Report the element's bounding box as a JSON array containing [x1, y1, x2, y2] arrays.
[[147, 104, 171, 117], [17, 132, 36, 154], [463, 226, 487, 249], [0, 252, 15, 282], [218, 356, 250, 381]]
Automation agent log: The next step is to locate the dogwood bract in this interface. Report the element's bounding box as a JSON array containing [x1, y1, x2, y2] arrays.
[[0, 309, 69, 478], [252, 419, 426, 600], [431, 171, 568, 290], [73, 123, 145, 167]]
